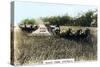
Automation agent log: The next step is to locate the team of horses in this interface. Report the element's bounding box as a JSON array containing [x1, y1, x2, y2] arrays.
[[19, 24, 38, 33], [60, 28, 91, 41]]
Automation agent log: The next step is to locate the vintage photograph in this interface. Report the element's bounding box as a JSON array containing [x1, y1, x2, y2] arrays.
[[11, 1, 97, 65]]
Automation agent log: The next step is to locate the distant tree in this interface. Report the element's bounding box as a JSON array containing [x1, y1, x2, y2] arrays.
[[29, 19, 36, 25], [42, 15, 72, 25], [76, 11, 95, 27], [84, 11, 94, 26], [20, 18, 35, 25], [93, 13, 97, 26], [91, 10, 97, 27]]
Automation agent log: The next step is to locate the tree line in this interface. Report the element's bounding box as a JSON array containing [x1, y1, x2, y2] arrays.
[[20, 10, 97, 27], [42, 10, 97, 27]]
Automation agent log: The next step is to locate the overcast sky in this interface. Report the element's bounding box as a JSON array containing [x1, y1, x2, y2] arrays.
[[14, 1, 97, 25]]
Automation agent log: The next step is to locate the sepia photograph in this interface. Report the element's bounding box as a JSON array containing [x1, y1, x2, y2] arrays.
[[11, 1, 97, 65]]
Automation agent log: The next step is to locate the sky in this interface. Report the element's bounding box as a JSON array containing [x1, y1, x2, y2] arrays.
[[14, 1, 97, 25]]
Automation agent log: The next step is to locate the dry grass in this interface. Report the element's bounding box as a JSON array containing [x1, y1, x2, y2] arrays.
[[13, 26, 97, 65]]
